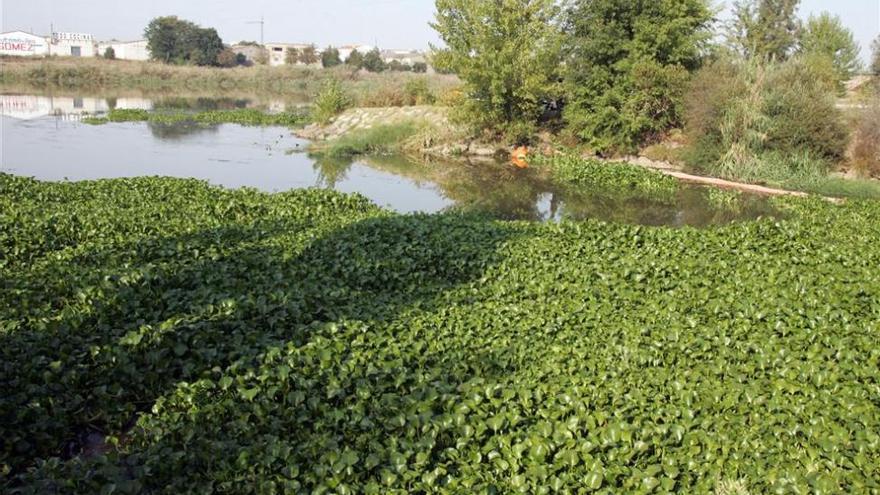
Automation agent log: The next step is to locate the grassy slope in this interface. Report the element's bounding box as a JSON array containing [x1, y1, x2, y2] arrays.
[[2, 172, 879, 493]]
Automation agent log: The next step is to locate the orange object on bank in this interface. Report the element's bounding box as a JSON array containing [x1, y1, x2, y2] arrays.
[[511, 146, 529, 168]]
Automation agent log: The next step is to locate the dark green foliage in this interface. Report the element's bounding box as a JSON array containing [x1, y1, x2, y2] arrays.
[[362, 49, 387, 73], [563, 0, 713, 154], [387, 60, 413, 72], [103, 47, 115, 60], [727, 0, 801, 61], [431, 0, 563, 141], [144, 16, 225, 66], [412, 61, 428, 73], [345, 49, 364, 69], [321, 47, 342, 68], [3, 174, 880, 493]]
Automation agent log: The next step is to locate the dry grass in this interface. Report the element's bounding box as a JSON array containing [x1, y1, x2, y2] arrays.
[[0, 56, 460, 105], [848, 101, 880, 178]]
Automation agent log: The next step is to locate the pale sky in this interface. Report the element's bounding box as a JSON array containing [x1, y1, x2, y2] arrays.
[[2, 0, 878, 60]]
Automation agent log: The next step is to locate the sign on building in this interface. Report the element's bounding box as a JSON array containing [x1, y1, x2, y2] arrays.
[[0, 31, 49, 57], [53, 32, 95, 42]]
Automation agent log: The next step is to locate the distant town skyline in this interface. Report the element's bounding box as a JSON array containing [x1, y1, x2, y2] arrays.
[[2, 0, 877, 62]]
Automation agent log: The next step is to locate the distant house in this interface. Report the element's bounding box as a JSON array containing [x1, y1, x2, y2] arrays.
[[96, 39, 150, 61], [265, 42, 315, 67], [381, 49, 426, 67], [338, 44, 376, 63], [0, 31, 50, 57]]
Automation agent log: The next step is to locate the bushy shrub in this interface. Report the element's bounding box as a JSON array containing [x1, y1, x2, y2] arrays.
[[403, 78, 435, 105], [216, 48, 238, 68], [684, 55, 848, 183], [313, 79, 351, 124], [761, 55, 847, 159], [103, 47, 116, 60]]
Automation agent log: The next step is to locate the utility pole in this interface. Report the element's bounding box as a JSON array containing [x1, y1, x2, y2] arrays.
[[246, 16, 265, 46]]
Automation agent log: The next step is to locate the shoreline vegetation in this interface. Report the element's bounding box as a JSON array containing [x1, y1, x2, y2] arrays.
[[0, 57, 460, 105], [82, 107, 310, 128], [5, 57, 877, 200]]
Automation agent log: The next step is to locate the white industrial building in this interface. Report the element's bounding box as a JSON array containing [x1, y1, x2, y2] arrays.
[[265, 42, 316, 67], [0, 31, 50, 57], [1, 30, 150, 60], [381, 49, 427, 67], [96, 40, 150, 61], [0, 94, 153, 120], [51, 32, 97, 57]]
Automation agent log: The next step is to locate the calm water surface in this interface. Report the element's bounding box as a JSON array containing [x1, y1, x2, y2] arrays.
[[1, 94, 780, 226]]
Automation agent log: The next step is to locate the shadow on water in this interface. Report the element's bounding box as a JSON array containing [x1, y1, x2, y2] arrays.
[[1, 204, 521, 489]]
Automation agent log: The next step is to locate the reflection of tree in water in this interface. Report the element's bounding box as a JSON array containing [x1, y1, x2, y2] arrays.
[[363, 155, 555, 221], [147, 121, 220, 141], [555, 186, 782, 227], [152, 97, 253, 111], [310, 153, 354, 189], [317, 153, 782, 226]]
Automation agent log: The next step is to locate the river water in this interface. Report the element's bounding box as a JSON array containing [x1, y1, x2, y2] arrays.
[[0, 93, 780, 226]]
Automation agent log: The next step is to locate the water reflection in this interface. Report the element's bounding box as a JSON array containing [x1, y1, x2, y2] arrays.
[[0, 93, 303, 120], [147, 121, 221, 140], [0, 111, 780, 227], [0, 94, 152, 120]]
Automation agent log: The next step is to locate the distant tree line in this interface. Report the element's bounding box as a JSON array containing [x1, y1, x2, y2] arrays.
[[144, 16, 433, 73]]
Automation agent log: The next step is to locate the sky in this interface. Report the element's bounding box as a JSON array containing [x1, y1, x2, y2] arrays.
[[1, 0, 878, 60]]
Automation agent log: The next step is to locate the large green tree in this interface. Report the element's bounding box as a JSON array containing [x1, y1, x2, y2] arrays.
[[145, 16, 224, 66], [728, 0, 801, 61], [564, 0, 713, 153], [431, 0, 563, 141], [799, 12, 861, 84]]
